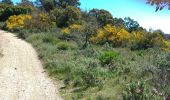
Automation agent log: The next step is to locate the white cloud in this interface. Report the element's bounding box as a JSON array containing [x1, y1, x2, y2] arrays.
[[138, 16, 170, 34]]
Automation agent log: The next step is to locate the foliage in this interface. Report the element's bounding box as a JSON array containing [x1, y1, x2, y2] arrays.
[[1, 1, 170, 99], [113, 18, 125, 27], [5, 12, 54, 32], [90, 24, 130, 47], [17, 0, 34, 9], [38, 0, 55, 12], [99, 50, 120, 66], [50, 6, 81, 27], [151, 52, 170, 100], [80, 12, 99, 48], [54, 0, 81, 8], [130, 30, 170, 50], [25, 12, 54, 32], [64, 6, 82, 26], [37, 0, 80, 12], [130, 31, 148, 50], [57, 42, 77, 50], [124, 17, 140, 32], [22, 31, 170, 99], [0, 5, 31, 21], [0, 0, 13, 5], [0, 22, 5, 29], [89, 9, 114, 26], [61, 24, 84, 34], [147, 0, 170, 11], [50, 7, 65, 27], [122, 81, 162, 100], [6, 14, 32, 31]]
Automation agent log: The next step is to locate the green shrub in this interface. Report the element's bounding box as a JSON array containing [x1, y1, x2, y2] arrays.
[[57, 42, 70, 50], [40, 33, 59, 45], [99, 50, 120, 66], [96, 95, 111, 100], [0, 5, 31, 21], [16, 29, 30, 39], [57, 42, 77, 50], [0, 22, 5, 29], [81, 67, 103, 88], [122, 81, 162, 100]]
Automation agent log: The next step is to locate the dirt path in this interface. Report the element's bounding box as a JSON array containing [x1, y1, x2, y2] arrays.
[[0, 30, 62, 100]]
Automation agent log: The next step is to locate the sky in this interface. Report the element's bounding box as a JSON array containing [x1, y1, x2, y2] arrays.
[[12, 0, 170, 33]]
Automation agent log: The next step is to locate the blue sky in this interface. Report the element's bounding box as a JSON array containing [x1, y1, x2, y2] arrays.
[[12, 0, 170, 33]]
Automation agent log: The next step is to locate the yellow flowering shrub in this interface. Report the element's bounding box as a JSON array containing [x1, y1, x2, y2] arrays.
[[6, 14, 32, 30], [25, 12, 54, 32], [151, 35, 170, 51], [38, 13, 49, 22], [61, 24, 84, 35], [61, 28, 70, 35], [90, 24, 116, 43], [69, 24, 84, 32], [90, 24, 130, 46], [149, 32, 170, 50], [130, 31, 145, 44], [115, 28, 130, 43], [162, 40, 170, 51]]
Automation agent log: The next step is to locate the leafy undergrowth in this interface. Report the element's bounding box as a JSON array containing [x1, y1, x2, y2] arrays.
[[24, 32, 169, 100]]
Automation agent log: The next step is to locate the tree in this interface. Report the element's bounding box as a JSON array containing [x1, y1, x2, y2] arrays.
[[82, 15, 98, 49], [124, 17, 140, 32], [89, 9, 114, 27], [147, 0, 170, 11], [36, 0, 80, 12], [50, 6, 81, 27], [17, 0, 34, 7], [54, 0, 80, 8], [37, 0, 55, 12], [0, 0, 13, 5], [113, 18, 125, 27]]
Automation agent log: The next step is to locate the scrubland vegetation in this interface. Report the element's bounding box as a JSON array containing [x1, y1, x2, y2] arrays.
[[0, 0, 170, 99]]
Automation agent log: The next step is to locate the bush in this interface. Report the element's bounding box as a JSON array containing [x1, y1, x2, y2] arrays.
[[90, 24, 130, 47], [0, 22, 5, 29], [0, 5, 31, 21], [99, 50, 120, 66], [130, 31, 170, 50], [81, 66, 103, 88], [57, 42, 70, 50], [61, 24, 84, 40], [122, 81, 162, 100], [16, 29, 30, 39], [57, 42, 77, 50], [6, 14, 32, 31], [25, 12, 55, 32]]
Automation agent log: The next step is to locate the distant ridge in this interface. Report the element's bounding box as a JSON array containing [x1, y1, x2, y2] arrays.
[[164, 34, 170, 39]]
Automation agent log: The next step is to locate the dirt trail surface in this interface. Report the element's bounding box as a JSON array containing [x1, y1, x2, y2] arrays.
[[0, 30, 62, 100]]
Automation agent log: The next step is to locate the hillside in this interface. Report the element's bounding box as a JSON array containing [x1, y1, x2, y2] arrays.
[[0, 0, 170, 100]]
